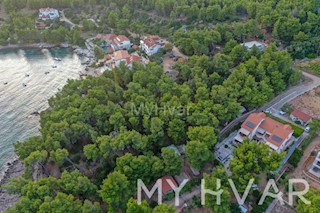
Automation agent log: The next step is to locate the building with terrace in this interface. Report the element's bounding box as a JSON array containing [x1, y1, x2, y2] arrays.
[[234, 112, 294, 153], [38, 8, 59, 21]]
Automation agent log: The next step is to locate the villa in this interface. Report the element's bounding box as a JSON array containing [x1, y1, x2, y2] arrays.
[[111, 35, 131, 50], [38, 7, 59, 21], [234, 112, 294, 153], [140, 35, 164, 56], [97, 34, 131, 51], [309, 151, 320, 178], [105, 50, 142, 70]]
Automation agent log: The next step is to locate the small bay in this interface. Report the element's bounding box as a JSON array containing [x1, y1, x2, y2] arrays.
[[0, 47, 83, 179]]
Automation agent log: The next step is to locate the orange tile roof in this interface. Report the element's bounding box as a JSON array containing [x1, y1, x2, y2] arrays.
[[291, 110, 312, 122], [142, 35, 162, 48], [260, 118, 293, 147], [161, 176, 177, 194], [104, 54, 112, 59], [126, 55, 141, 64], [241, 112, 266, 132], [241, 112, 293, 148], [97, 34, 117, 41], [114, 50, 129, 61], [114, 35, 129, 43]]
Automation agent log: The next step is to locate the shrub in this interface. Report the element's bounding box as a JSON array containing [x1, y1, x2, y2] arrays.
[[288, 149, 303, 167]]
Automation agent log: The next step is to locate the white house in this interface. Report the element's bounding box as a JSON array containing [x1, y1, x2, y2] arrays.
[[290, 109, 313, 126], [38, 8, 59, 21], [242, 41, 266, 51], [111, 35, 131, 50], [140, 35, 164, 56], [234, 112, 294, 153], [309, 152, 320, 178]]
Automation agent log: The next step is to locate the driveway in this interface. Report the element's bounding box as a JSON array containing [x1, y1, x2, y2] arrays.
[[220, 71, 320, 138]]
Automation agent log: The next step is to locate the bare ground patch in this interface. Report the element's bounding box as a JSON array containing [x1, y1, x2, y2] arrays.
[[289, 87, 320, 120]]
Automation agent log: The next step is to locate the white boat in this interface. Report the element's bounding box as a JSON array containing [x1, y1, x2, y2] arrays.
[[53, 57, 62, 61]]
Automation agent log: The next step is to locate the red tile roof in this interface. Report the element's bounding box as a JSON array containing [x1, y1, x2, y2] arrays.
[[142, 35, 162, 48], [104, 54, 112, 59], [241, 112, 293, 148], [241, 112, 266, 132], [114, 50, 129, 61], [126, 55, 141, 64], [260, 118, 293, 147], [161, 176, 177, 194], [291, 110, 312, 122], [114, 35, 129, 43], [97, 34, 117, 41]]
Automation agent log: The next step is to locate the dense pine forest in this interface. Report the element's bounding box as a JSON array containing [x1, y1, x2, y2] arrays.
[[0, 0, 320, 212]]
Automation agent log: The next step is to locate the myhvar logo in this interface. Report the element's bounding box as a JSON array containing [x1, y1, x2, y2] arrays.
[[137, 178, 311, 206], [130, 103, 191, 116]]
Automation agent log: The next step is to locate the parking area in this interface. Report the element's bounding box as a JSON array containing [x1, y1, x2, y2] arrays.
[[215, 131, 237, 176]]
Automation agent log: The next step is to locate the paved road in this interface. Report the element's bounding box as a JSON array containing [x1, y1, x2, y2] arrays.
[[276, 133, 308, 173], [220, 71, 320, 138], [266, 71, 320, 111]]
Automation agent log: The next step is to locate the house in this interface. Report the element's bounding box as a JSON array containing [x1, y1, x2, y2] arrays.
[[140, 35, 164, 56], [234, 112, 294, 153], [97, 34, 117, 45], [309, 151, 320, 178], [97, 34, 131, 51], [35, 22, 49, 30], [126, 55, 142, 69], [38, 8, 59, 21], [111, 35, 131, 50], [290, 110, 312, 126], [242, 41, 266, 51], [161, 176, 178, 195], [105, 50, 142, 70]]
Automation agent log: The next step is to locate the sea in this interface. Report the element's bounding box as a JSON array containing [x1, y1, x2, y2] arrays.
[[0, 47, 83, 179]]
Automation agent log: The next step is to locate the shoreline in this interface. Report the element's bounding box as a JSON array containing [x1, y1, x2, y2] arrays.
[[0, 159, 24, 213], [0, 43, 59, 51], [0, 43, 95, 59]]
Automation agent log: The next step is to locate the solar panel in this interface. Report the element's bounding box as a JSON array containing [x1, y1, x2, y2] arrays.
[[272, 135, 283, 143], [246, 121, 255, 129]]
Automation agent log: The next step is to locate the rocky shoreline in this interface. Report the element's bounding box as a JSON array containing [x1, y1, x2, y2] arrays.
[[0, 43, 57, 51], [0, 159, 24, 213]]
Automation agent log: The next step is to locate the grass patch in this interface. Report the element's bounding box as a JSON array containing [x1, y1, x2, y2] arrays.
[[266, 114, 304, 138], [305, 61, 320, 75], [299, 59, 320, 75]]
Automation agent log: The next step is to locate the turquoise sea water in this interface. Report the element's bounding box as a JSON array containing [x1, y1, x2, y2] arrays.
[[0, 48, 83, 179]]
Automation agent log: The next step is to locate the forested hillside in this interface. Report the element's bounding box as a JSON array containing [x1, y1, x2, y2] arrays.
[[0, 0, 320, 212], [0, 0, 320, 58], [5, 44, 298, 212]]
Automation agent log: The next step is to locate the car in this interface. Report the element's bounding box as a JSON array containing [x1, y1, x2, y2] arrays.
[[279, 110, 286, 115], [304, 126, 310, 133], [264, 110, 272, 114]]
